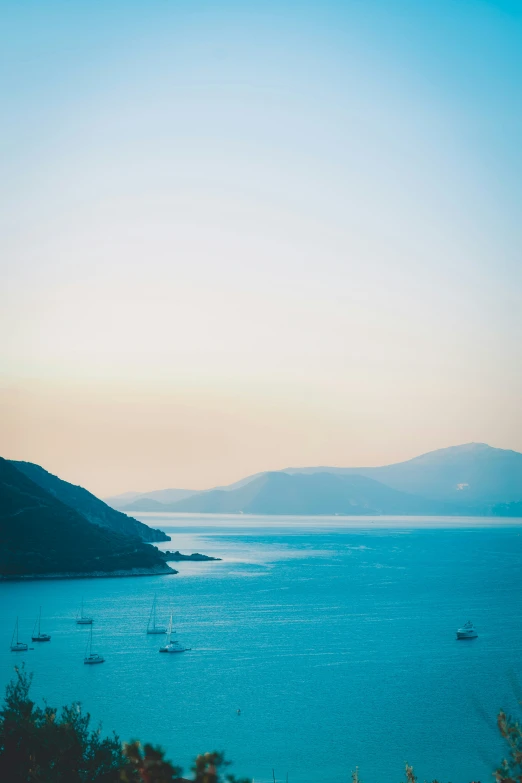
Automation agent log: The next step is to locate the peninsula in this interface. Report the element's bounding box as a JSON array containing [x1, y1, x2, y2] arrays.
[[0, 458, 175, 580], [159, 550, 221, 562]]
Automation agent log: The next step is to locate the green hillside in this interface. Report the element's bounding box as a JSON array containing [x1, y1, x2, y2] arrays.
[[12, 460, 169, 542], [0, 458, 174, 578]]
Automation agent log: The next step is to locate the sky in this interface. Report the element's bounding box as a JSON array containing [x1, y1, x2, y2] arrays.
[[1, 0, 521, 496]]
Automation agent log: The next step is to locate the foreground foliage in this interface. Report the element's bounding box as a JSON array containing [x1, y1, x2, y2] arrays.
[[495, 709, 522, 783], [0, 666, 248, 783], [1, 666, 521, 782]]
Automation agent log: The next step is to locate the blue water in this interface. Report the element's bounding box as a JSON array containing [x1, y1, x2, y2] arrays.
[[1, 515, 522, 783]]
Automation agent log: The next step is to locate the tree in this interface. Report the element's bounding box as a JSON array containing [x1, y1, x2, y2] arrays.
[[495, 710, 522, 783], [0, 666, 249, 783], [121, 741, 182, 783], [0, 665, 122, 782]]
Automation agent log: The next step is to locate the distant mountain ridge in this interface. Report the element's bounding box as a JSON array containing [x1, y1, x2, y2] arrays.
[[108, 488, 197, 511], [281, 443, 522, 504], [109, 443, 522, 516], [159, 471, 458, 516]]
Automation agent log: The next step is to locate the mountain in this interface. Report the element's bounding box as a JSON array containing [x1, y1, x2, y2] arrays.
[[0, 458, 174, 578], [106, 488, 197, 510], [282, 443, 522, 505], [105, 480, 258, 511], [117, 443, 522, 515], [159, 471, 456, 515], [105, 490, 142, 505], [11, 461, 169, 542]]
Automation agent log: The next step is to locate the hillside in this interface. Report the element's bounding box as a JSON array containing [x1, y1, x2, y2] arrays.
[[283, 443, 522, 505], [161, 471, 456, 515], [12, 461, 169, 542], [106, 488, 197, 510], [0, 458, 174, 578], [115, 443, 522, 515]]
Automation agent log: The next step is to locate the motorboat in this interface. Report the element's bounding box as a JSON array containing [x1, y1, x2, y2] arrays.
[[84, 624, 105, 664], [456, 620, 477, 639], [159, 613, 189, 653], [32, 607, 51, 642], [10, 618, 28, 652], [147, 594, 167, 635]]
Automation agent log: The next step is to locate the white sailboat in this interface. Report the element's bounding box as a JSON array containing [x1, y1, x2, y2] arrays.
[[84, 624, 104, 664], [76, 599, 93, 625], [159, 613, 189, 653], [10, 617, 28, 652], [147, 594, 167, 635], [32, 606, 51, 642]]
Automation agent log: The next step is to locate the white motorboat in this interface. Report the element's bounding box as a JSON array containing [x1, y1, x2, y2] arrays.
[[147, 594, 167, 635], [32, 607, 51, 642], [84, 624, 104, 664], [10, 617, 28, 652], [159, 613, 189, 653], [76, 599, 93, 625], [456, 620, 477, 639]]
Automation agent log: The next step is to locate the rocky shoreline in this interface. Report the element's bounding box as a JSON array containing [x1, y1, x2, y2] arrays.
[[0, 550, 223, 581], [159, 550, 222, 562], [0, 564, 177, 581]]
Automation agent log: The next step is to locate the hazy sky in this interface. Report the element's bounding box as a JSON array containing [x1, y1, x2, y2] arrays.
[[1, 0, 521, 496]]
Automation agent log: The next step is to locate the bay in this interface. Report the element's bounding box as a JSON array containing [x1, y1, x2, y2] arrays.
[[1, 514, 522, 783]]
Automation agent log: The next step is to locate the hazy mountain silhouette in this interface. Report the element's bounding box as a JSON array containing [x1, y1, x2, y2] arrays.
[[282, 443, 522, 504], [11, 461, 169, 542], [0, 458, 173, 578], [106, 483, 248, 511], [149, 472, 459, 515], [116, 443, 522, 515], [111, 488, 197, 511]]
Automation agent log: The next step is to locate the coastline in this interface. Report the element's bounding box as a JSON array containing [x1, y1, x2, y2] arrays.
[[160, 550, 221, 562], [0, 564, 177, 582]]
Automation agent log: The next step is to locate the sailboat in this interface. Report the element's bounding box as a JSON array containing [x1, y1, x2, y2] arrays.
[[32, 607, 51, 642], [159, 613, 189, 653], [147, 594, 167, 635], [10, 618, 28, 652], [83, 624, 104, 664], [76, 599, 93, 625]]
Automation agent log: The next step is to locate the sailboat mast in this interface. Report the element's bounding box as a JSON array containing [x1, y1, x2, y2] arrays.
[[152, 595, 157, 630], [38, 607, 41, 636]]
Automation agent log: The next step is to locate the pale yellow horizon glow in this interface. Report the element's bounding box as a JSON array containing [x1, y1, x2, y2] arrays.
[[1, 373, 519, 497]]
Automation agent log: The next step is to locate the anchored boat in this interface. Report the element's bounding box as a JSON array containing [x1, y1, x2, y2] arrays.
[[32, 607, 51, 642], [456, 620, 477, 639], [84, 624, 104, 664], [10, 617, 28, 652], [147, 594, 167, 635], [76, 599, 93, 625], [159, 613, 189, 653]]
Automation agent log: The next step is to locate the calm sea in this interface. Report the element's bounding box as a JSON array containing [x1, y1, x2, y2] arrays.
[[1, 515, 522, 783]]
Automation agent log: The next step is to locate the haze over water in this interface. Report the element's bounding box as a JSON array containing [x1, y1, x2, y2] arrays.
[[1, 515, 521, 783]]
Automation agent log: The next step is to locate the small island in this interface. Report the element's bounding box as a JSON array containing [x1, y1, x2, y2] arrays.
[[159, 550, 222, 562]]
